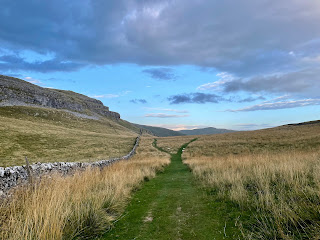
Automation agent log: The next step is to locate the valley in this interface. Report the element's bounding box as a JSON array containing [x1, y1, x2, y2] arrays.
[[1, 76, 320, 239]]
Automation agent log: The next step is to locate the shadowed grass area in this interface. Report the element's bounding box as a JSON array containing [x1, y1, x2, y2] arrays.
[[102, 139, 243, 240]]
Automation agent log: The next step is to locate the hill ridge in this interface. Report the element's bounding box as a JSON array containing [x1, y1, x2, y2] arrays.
[[0, 75, 120, 119]]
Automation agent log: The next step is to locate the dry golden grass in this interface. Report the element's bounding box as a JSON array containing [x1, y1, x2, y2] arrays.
[[188, 123, 320, 157], [0, 106, 138, 167], [185, 151, 320, 239], [177, 122, 320, 239], [0, 137, 169, 240]]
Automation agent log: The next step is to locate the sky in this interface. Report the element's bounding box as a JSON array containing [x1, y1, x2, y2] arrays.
[[1, 0, 320, 131]]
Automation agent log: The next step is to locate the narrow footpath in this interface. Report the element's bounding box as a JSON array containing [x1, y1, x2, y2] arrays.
[[101, 139, 241, 240]]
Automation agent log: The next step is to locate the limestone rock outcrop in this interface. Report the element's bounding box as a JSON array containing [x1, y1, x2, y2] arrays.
[[0, 75, 120, 119]]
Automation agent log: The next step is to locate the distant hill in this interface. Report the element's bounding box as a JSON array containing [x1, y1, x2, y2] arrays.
[[178, 127, 235, 136], [134, 124, 186, 137]]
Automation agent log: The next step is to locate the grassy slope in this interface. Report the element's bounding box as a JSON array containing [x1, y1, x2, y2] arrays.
[[0, 106, 138, 167], [178, 127, 235, 136], [157, 121, 320, 156], [102, 139, 243, 240]]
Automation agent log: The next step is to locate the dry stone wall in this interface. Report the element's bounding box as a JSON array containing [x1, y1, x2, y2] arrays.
[[0, 136, 140, 196]]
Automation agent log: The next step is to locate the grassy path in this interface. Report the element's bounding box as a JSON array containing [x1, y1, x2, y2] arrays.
[[101, 139, 242, 240]]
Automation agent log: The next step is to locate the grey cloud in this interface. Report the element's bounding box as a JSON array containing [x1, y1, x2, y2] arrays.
[[224, 70, 319, 92], [142, 68, 176, 80], [223, 68, 320, 97], [130, 99, 147, 104], [237, 96, 266, 103], [0, 54, 84, 72], [0, 0, 319, 78], [168, 93, 225, 104], [199, 68, 320, 97], [228, 99, 320, 112]]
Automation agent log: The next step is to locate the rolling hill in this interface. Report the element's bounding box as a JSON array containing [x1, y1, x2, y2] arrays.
[[178, 127, 235, 135], [134, 123, 185, 137], [0, 75, 142, 167]]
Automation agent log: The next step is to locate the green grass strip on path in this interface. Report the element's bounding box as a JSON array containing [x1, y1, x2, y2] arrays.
[[101, 138, 242, 240]]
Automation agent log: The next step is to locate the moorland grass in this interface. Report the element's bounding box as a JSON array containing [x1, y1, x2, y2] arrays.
[[158, 122, 320, 239], [0, 106, 138, 167], [0, 137, 169, 240]]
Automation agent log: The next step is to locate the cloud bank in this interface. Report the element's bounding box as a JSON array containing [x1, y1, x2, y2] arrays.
[[0, 0, 319, 78]]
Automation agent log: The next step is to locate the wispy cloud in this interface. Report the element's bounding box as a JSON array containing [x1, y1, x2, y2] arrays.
[[0, 54, 83, 73], [130, 99, 147, 104], [91, 90, 131, 99], [91, 94, 120, 99], [228, 99, 320, 112], [24, 76, 43, 85], [150, 124, 207, 131], [197, 72, 235, 91], [144, 107, 188, 113], [237, 96, 266, 103], [232, 123, 274, 130], [145, 113, 189, 118]]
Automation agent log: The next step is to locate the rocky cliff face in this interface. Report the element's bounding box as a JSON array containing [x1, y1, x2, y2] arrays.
[[0, 75, 120, 119]]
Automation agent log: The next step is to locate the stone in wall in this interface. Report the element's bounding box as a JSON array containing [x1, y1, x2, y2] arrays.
[[0, 136, 140, 194]]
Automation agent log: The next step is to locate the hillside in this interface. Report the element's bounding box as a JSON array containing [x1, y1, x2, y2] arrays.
[[178, 127, 235, 135], [134, 123, 186, 137], [0, 106, 140, 167], [0, 75, 120, 118], [157, 119, 320, 155]]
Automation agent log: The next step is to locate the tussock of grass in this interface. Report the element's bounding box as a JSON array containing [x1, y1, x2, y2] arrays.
[[0, 137, 170, 240]]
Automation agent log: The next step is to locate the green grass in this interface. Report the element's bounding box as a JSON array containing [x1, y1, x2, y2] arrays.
[[101, 139, 244, 240], [0, 106, 138, 167]]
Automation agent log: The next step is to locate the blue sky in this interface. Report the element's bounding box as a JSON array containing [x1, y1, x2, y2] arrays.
[[1, 0, 320, 130]]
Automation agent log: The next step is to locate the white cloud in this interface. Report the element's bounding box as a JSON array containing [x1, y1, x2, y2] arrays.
[[145, 113, 189, 118], [91, 94, 120, 99], [91, 90, 131, 99], [24, 76, 42, 85], [232, 123, 274, 130], [228, 98, 320, 112], [150, 124, 208, 131], [197, 72, 235, 91], [144, 107, 189, 113]]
